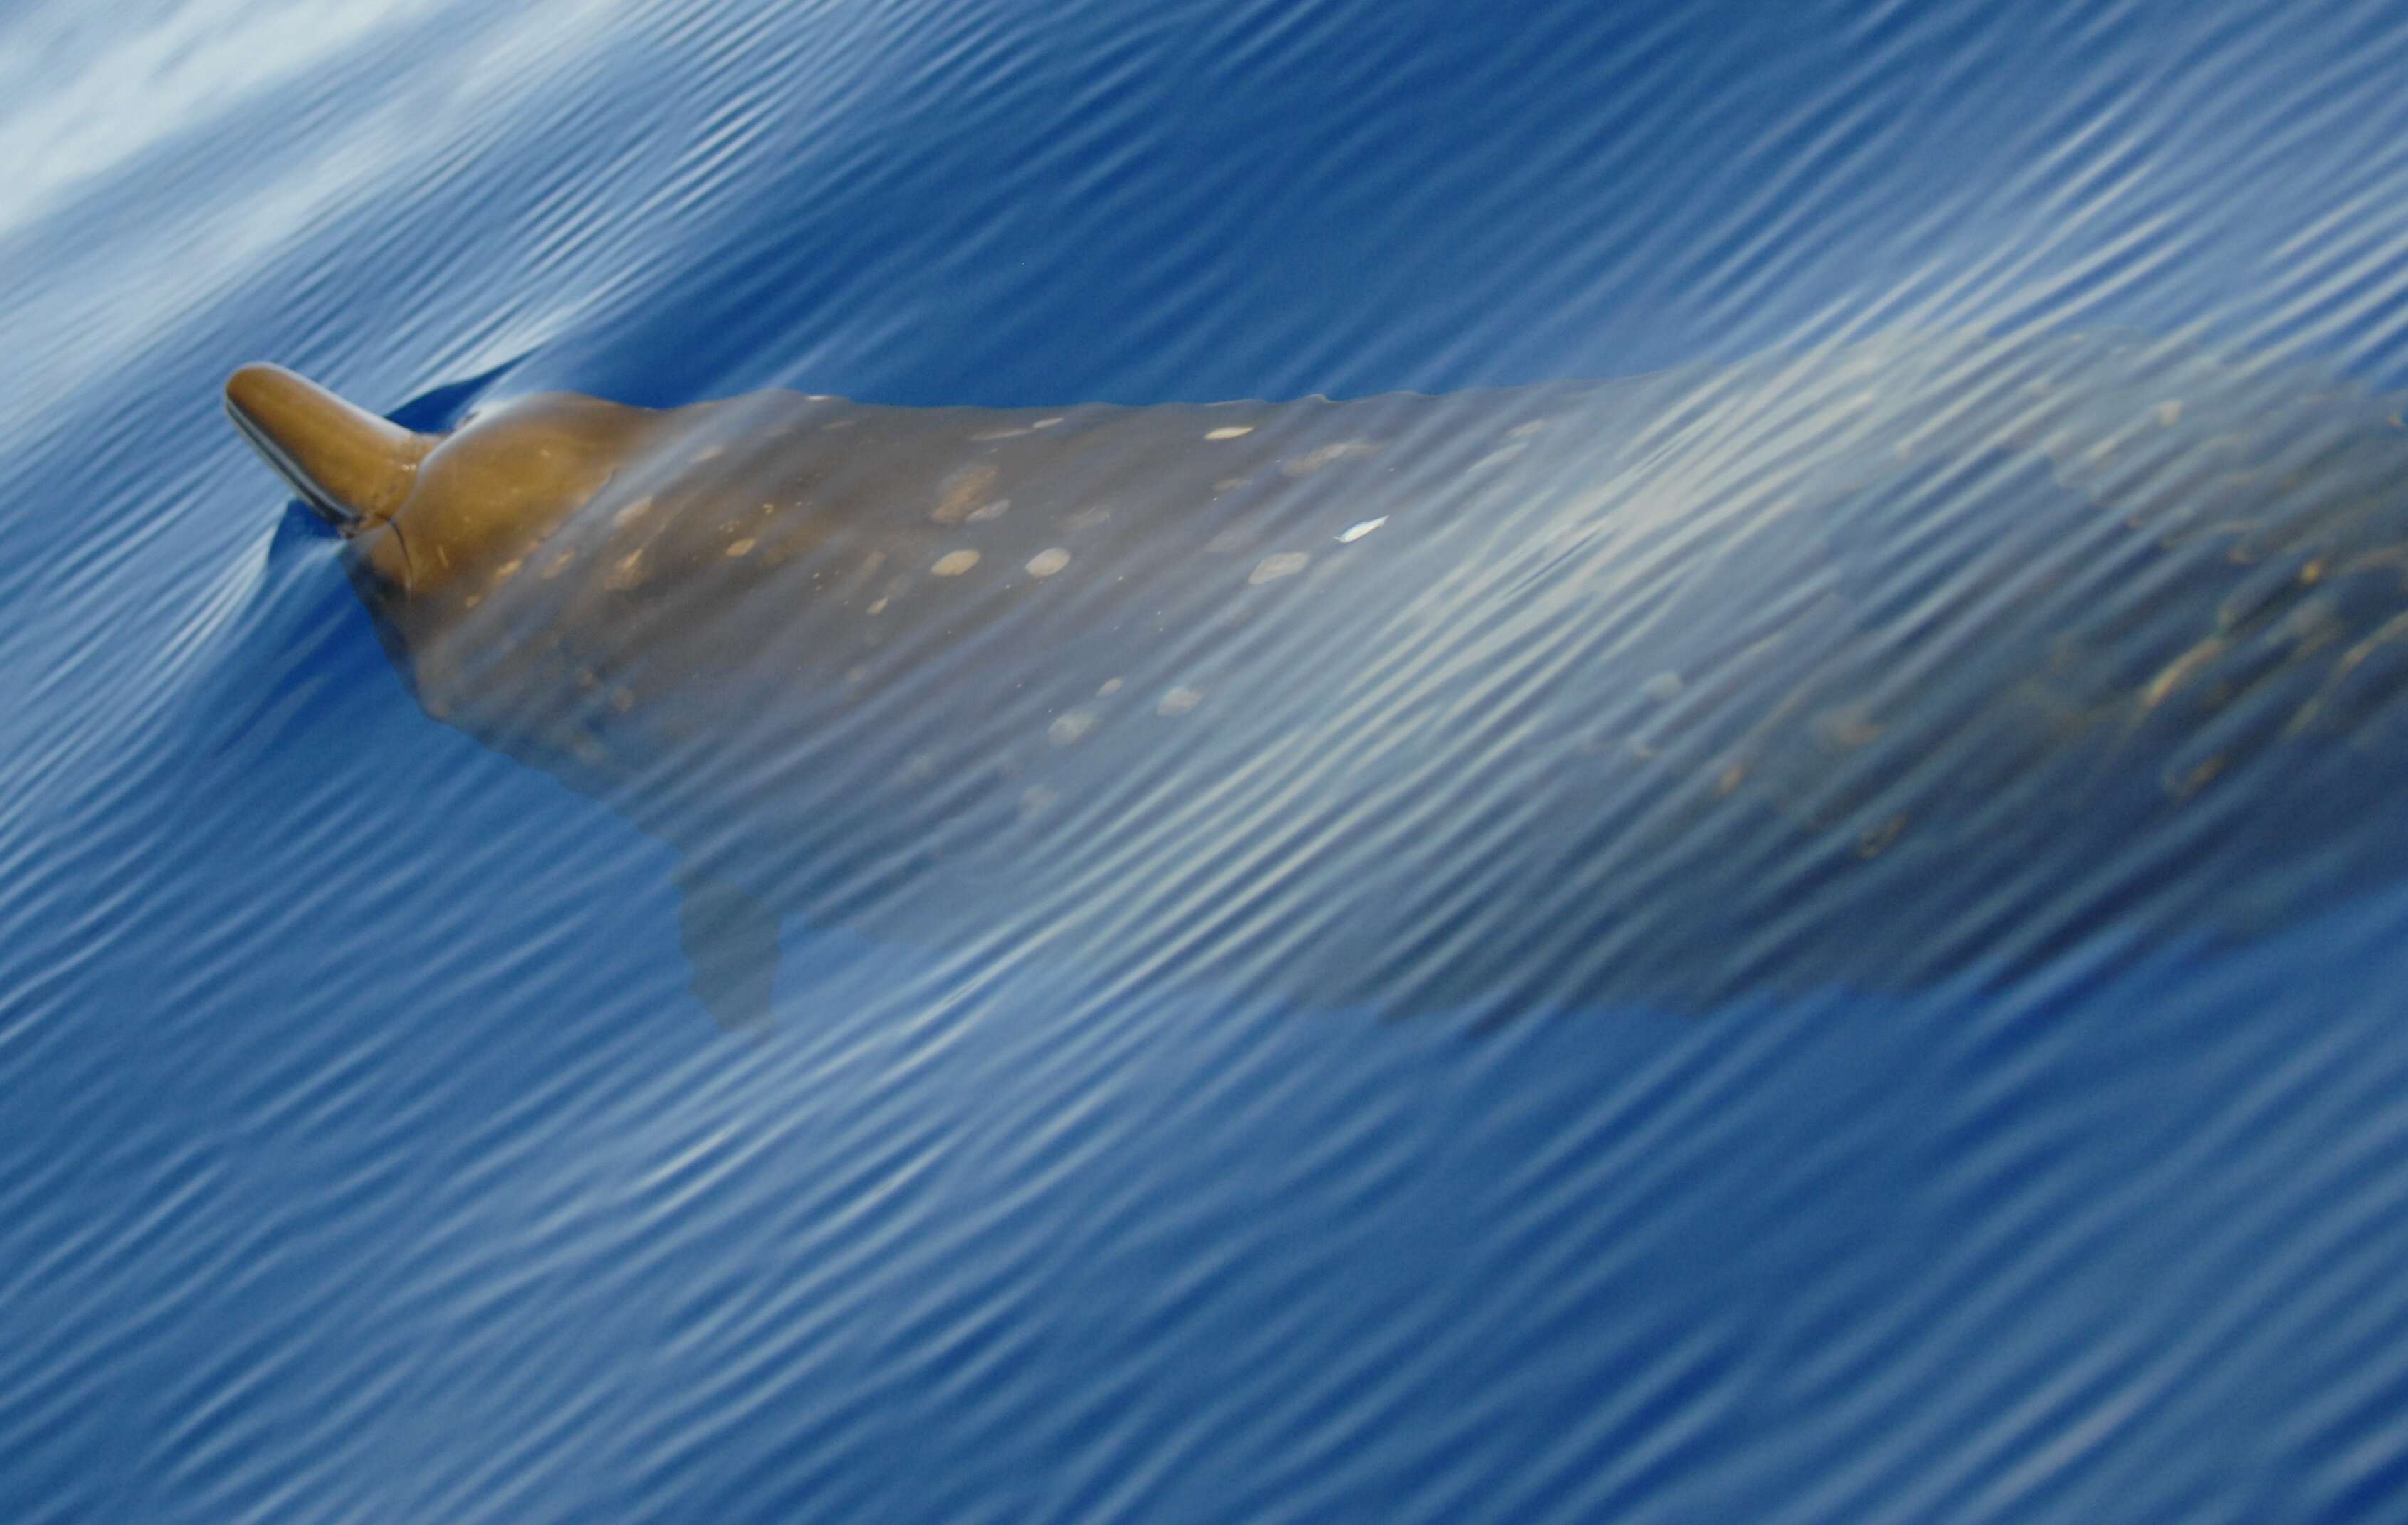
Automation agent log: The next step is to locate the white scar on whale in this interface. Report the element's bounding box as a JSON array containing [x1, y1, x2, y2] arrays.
[[226, 330, 2408, 1029]]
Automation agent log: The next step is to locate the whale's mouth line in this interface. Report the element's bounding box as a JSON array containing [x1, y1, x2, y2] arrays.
[[224, 394, 361, 533]]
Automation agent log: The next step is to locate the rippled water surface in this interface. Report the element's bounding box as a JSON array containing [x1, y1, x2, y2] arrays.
[[10, 1, 2408, 1520]]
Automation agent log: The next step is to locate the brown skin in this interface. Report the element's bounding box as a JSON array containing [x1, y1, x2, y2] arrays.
[[223, 364, 430, 530], [223, 363, 672, 605]]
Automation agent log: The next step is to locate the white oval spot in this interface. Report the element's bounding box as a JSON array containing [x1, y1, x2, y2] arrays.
[[932, 549, 982, 576], [2155, 399, 2184, 427], [1157, 687, 1203, 717], [1206, 426, 1255, 440], [725, 538, 757, 557], [1641, 672, 1683, 702], [1048, 710, 1098, 746], [1281, 440, 1379, 477], [1337, 517, 1387, 544], [1098, 677, 1124, 697], [1248, 552, 1310, 585], [934, 464, 1001, 524], [967, 498, 1011, 522], [1026, 547, 1071, 578]]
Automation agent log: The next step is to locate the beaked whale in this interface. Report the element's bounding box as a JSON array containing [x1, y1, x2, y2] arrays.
[[225, 334, 2408, 1028]]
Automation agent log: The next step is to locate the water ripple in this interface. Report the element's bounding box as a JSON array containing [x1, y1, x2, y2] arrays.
[[10, 0, 2408, 1519]]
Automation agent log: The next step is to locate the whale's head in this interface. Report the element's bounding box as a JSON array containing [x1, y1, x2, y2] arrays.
[[224, 364, 663, 602]]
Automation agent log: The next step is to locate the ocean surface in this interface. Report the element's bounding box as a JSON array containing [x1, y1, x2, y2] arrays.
[[9, 1, 2408, 1521]]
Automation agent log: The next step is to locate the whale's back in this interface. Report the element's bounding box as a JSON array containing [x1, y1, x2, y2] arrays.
[[366, 332, 2408, 1020]]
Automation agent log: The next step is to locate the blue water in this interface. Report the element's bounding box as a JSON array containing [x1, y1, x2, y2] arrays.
[[9, 0, 2408, 1520]]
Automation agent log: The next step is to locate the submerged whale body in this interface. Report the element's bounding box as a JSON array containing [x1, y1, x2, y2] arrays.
[[226, 334, 2408, 1028]]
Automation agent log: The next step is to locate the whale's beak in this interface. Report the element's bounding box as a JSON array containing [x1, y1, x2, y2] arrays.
[[224, 364, 433, 533]]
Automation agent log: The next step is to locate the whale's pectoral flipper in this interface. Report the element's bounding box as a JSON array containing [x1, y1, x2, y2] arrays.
[[673, 860, 782, 1031]]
